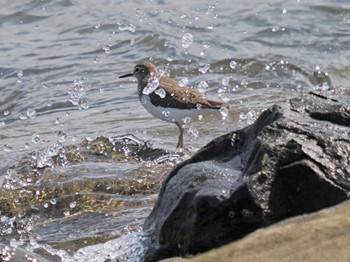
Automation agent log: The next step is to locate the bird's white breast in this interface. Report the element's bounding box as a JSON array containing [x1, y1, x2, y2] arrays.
[[140, 94, 217, 124]]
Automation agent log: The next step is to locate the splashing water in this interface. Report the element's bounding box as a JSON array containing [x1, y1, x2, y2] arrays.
[[32, 134, 41, 143], [3, 144, 12, 152], [221, 77, 230, 86], [17, 70, 23, 83], [198, 64, 210, 74], [26, 108, 36, 119], [189, 126, 199, 138], [197, 81, 209, 93], [118, 22, 136, 33], [246, 110, 258, 125], [78, 99, 89, 110], [70, 232, 150, 262], [220, 107, 228, 120], [143, 75, 160, 95], [240, 110, 258, 125], [102, 45, 111, 54], [182, 116, 192, 128], [154, 88, 166, 98], [68, 82, 85, 103], [178, 77, 189, 87], [181, 33, 193, 49], [229, 60, 237, 69], [68, 80, 89, 110]]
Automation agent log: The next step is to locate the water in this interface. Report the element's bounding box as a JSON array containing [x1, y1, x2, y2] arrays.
[[1, 0, 350, 260]]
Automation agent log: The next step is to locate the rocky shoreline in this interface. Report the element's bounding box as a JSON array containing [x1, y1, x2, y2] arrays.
[[143, 87, 350, 261]]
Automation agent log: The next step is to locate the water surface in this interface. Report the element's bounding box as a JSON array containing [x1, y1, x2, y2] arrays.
[[0, 0, 349, 261]]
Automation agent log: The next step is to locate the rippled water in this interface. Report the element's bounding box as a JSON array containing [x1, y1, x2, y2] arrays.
[[1, 0, 350, 260]]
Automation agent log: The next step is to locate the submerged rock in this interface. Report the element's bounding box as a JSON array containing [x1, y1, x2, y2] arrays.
[[143, 87, 350, 261]]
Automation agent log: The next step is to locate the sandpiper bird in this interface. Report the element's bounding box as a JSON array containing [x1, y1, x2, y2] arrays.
[[119, 61, 230, 148]]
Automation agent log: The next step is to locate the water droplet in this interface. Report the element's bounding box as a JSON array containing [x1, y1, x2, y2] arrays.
[[206, 5, 215, 14], [166, 55, 174, 62], [198, 115, 203, 120], [219, 94, 231, 103], [207, 24, 213, 30], [118, 22, 136, 33], [181, 33, 194, 49], [222, 77, 230, 86], [4, 110, 10, 116], [182, 116, 192, 124], [189, 126, 199, 138], [3, 144, 12, 152], [44, 203, 49, 208], [63, 211, 70, 216], [162, 111, 170, 117], [19, 112, 28, 120], [55, 117, 64, 125], [143, 75, 160, 94], [0, 121, 5, 127], [26, 108, 36, 119], [178, 77, 189, 87], [155, 88, 166, 98], [17, 70, 23, 83], [68, 81, 86, 107], [57, 131, 67, 143], [94, 23, 101, 29], [246, 110, 257, 125], [32, 134, 41, 143], [69, 201, 77, 209], [198, 64, 210, 74], [220, 107, 229, 120], [282, 8, 288, 14], [102, 45, 111, 54], [196, 104, 203, 110], [78, 99, 89, 110], [229, 60, 237, 69], [93, 56, 100, 63], [197, 81, 209, 93], [50, 199, 57, 205], [17, 70, 23, 78], [24, 143, 30, 149], [202, 42, 211, 48], [239, 113, 247, 121]]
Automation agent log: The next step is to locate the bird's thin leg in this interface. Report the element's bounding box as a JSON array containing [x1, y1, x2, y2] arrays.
[[175, 122, 184, 148]]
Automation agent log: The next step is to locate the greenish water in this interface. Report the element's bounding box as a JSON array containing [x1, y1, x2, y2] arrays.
[[0, 0, 349, 261]]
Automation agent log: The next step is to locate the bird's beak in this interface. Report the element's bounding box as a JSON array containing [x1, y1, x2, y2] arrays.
[[119, 73, 134, 78]]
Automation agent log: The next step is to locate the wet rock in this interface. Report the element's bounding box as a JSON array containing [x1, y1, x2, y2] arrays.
[[188, 200, 350, 262], [143, 87, 350, 261]]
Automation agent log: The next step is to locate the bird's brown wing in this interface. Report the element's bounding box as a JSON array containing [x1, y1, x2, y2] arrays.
[[149, 76, 229, 110]]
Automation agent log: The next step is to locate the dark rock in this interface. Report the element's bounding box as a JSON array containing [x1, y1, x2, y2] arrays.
[[143, 87, 350, 261]]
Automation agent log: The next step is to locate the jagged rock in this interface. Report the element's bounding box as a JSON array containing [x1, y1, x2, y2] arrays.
[[143, 87, 350, 261]]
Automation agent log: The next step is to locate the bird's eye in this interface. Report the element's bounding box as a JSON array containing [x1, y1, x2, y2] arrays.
[[134, 67, 140, 73]]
